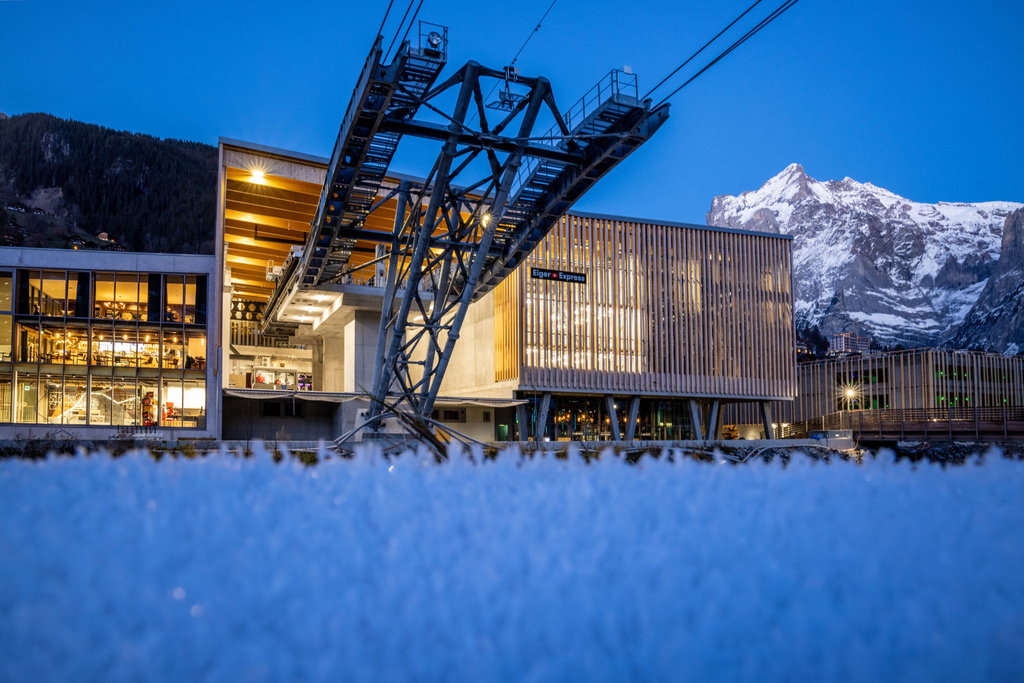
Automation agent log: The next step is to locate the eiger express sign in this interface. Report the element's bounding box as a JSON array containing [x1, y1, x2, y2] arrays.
[[530, 268, 586, 284]]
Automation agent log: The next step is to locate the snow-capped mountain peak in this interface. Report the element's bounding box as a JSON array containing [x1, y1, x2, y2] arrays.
[[707, 165, 1022, 348]]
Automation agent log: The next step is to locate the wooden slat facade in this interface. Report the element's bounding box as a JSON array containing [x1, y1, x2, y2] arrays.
[[727, 348, 1024, 425], [493, 214, 798, 400]]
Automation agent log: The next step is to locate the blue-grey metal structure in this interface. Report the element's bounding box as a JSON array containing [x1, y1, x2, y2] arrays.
[[260, 22, 670, 435]]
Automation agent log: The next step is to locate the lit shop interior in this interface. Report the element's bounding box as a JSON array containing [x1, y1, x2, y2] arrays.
[[0, 269, 209, 427]]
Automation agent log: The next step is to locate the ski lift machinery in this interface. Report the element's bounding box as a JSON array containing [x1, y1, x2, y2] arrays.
[[259, 22, 670, 441]]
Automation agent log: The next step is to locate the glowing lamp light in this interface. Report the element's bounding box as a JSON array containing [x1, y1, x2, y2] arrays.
[[845, 388, 856, 398], [250, 169, 265, 184]]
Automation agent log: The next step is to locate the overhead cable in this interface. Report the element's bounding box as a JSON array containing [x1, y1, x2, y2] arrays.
[[376, 0, 396, 39], [655, 0, 801, 107], [468, 0, 560, 127], [643, 0, 766, 100]]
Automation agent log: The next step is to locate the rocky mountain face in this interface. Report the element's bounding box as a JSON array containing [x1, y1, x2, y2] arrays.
[[949, 208, 1024, 353], [707, 164, 1022, 350]]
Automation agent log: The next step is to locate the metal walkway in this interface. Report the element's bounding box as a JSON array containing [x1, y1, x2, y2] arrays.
[[262, 30, 447, 324]]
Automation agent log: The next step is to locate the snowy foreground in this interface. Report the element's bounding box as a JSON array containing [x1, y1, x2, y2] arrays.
[[3, 445, 1024, 682]]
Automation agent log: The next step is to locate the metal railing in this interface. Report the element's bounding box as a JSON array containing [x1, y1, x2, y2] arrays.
[[509, 69, 638, 200], [231, 322, 309, 349], [780, 406, 1024, 440]]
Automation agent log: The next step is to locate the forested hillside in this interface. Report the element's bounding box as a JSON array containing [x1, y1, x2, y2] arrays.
[[0, 113, 216, 253]]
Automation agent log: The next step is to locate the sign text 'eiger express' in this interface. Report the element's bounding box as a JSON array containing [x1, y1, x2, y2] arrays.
[[530, 268, 587, 284]]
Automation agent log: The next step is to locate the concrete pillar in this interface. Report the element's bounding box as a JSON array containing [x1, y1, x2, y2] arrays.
[[343, 311, 379, 394], [605, 395, 621, 441], [320, 336, 345, 393], [516, 402, 528, 441], [759, 401, 775, 440], [221, 272, 233, 390], [688, 399, 704, 440], [535, 392, 552, 442], [625, 396, 641, 440], [707, 399, 721, 441]]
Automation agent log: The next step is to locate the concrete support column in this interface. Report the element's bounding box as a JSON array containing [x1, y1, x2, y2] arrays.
[[604, 395, 621, 441], [535, 393, 552, 443], [707, 399, 722, 441], [343, 311, 379, 394], [516, 402, 528, 441], [688, 399, 705, 440], [320, 337, 345, 393], [310, 338, 325, 392], [759, 401, 775, 440], [625, 396, 641, 441]]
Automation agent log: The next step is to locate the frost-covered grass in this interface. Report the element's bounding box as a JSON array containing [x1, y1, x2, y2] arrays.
[[3, 445, 1024, 681]]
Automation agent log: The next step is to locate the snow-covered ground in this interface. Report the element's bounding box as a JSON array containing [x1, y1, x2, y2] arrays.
[[3, 445, 1024, 681]]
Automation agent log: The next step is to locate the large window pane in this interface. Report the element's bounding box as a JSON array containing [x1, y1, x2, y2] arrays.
[[112, 378, 139, 427], [0, 370, 11, 422], [40, 271, 66, 317], [146, 274, 162, 323], [184, 275, 198, 324], [40, 372, 63, 424], [89, 374, 112, 425], [140, 378, 158, 426], [164, 275, 184, 323], [64, 322, 88, 365], [161, 377, 183, 427], [138, 325, 159, 368], [15, 370, 38, 423], [113, 324, 137, 367], [63, 370, 88, 425], [162, 327, 183, 369], [90, 323, 112, 366], [136, 276, 149, 321], [185, 328, 206, 369], [40, 321, 64, 365], [17, 270, 40, 315], [93, 272, 115, 319], [16, 320, 39, 363], [66, 272, 90, 318], [0, 271, 12, 312], [181, 378, 206, 429], [193, 275, 207, 325], [0, 314, 11, 362], [114, 273, 139, 321]]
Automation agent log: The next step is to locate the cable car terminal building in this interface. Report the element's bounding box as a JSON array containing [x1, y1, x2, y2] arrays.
[[0, 136, 797, 444], [215, 139, 798, 444]]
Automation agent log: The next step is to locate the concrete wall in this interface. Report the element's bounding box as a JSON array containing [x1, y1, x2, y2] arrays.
[[427, 293, 517, 400], [221, 396, 338, 442]]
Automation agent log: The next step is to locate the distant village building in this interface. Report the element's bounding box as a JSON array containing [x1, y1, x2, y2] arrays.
[[830, 332, 871, 355], [729, 348, 1024, 426]]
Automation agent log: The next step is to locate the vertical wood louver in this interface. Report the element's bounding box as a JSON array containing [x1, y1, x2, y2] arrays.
[[493, 214, 797, 400]]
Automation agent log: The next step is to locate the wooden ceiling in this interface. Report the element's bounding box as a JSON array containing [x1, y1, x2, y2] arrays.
[[223, 151, 478, 312], [224, 165, 407, 303], [223, 167, 321, 302]]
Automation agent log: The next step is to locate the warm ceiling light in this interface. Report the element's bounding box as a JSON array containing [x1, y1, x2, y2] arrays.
[[250, 169, 265, 183], [480, 213, 490, 226]]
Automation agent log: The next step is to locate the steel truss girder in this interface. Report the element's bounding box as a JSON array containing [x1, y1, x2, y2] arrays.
[[359, 60, 670, 429]]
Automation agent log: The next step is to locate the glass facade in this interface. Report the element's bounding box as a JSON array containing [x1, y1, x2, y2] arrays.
[[0, 268, 208, 428]]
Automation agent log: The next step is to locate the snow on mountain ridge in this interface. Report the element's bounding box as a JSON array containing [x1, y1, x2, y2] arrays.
[[707, 165, 1022, 347]]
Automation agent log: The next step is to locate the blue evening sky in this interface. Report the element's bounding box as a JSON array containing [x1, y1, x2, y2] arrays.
[[1, 0, 1021, 223]]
